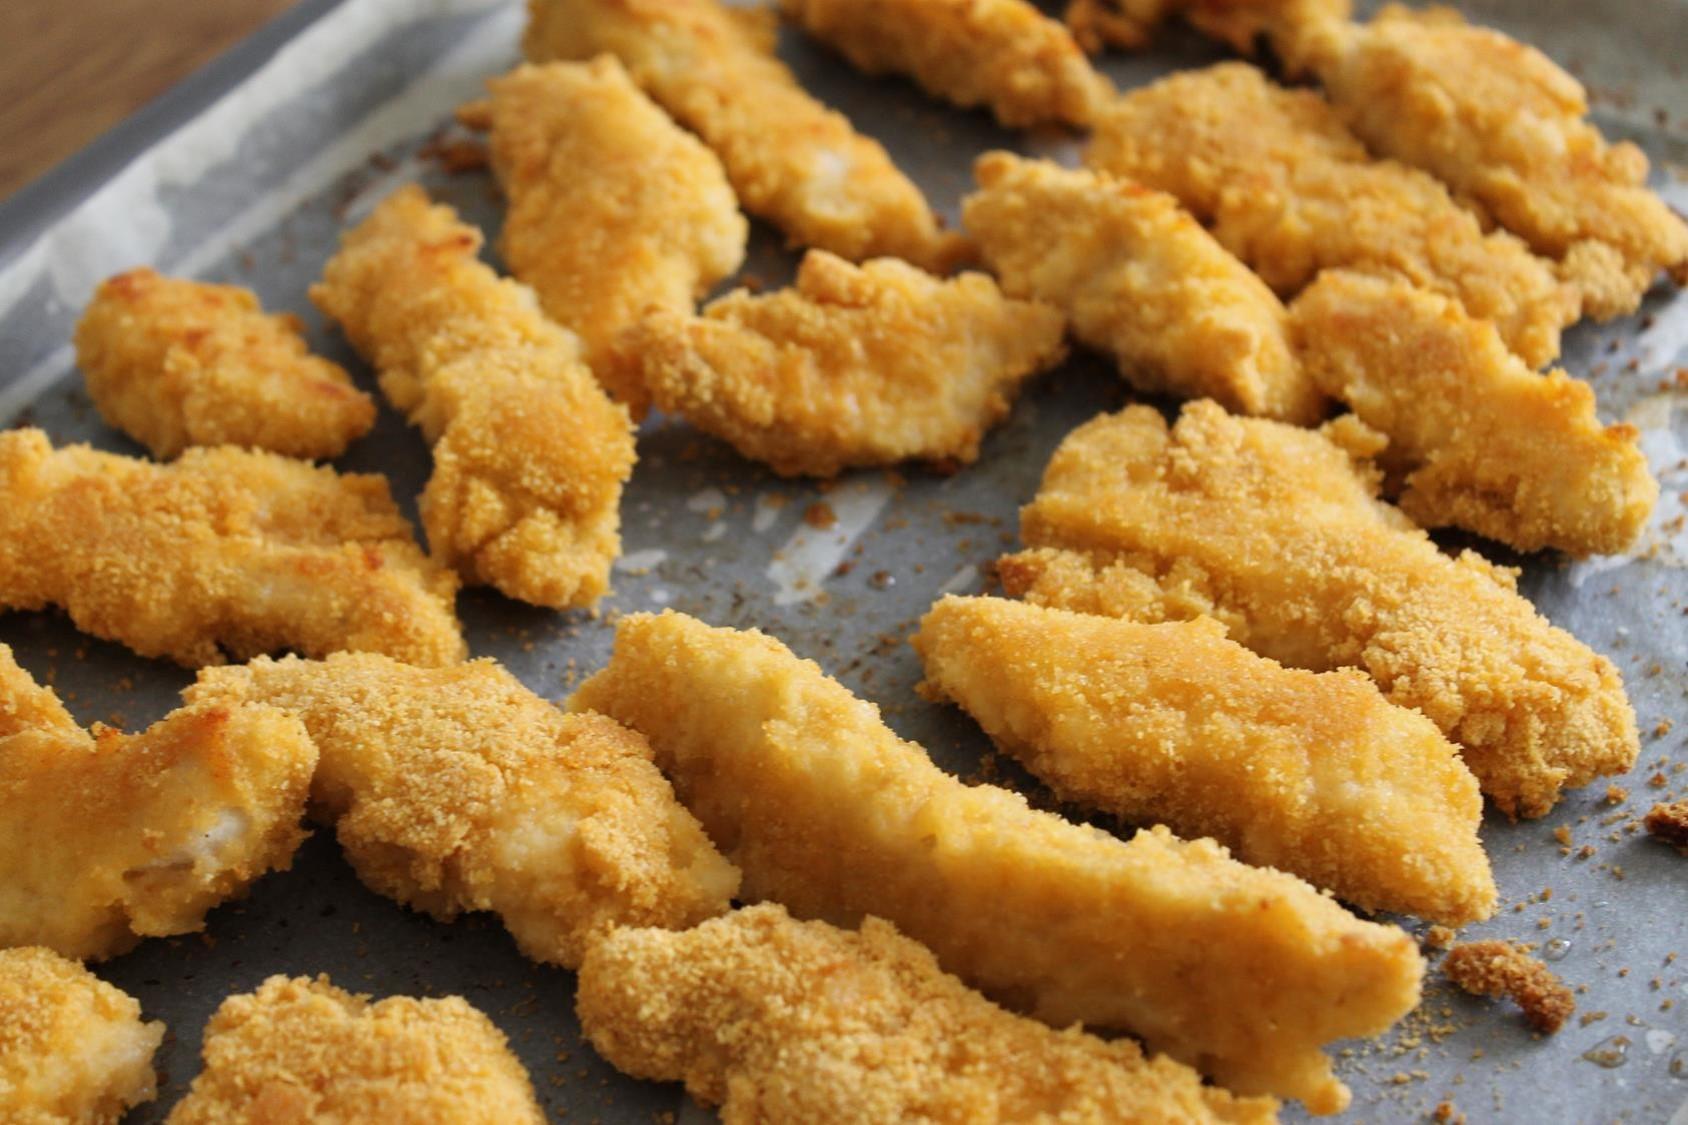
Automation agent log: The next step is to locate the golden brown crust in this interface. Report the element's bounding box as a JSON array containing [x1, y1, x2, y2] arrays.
[[1644, 800, 1688, 855], [571, 610, 1425, 1113], [189, 652, 739, 967], [781, 0, 1110, 128], [914, 595, 1495, 925], [579, 904, 1278, 1124], [167, 975, 543, 1123], [522, 0, 964, 269], [1442, 940, 1575, 1034], [1289, 271, 1655, 556], [0, 644, 317, 961], [312, 185, 636, 609], [0, 428, 464, 667], [605, 250, 1065, 476], [74, 268, 376, 461], [1003, 402, 1639, 818], [963, 152, 1325, 424], [0, 947, 164, 1125], [1087, 63, 1577, 369]]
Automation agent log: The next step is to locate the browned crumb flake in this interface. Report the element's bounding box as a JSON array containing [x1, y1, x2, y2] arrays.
[[1442, 940, 1574, 1034], [1644, 800, 1688, 854]]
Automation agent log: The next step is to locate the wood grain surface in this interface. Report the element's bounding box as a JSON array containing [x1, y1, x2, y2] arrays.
[[0, 0, 298, 200]]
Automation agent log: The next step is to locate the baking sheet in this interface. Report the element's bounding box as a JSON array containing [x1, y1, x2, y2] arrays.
[[0, 0, 1684, 1120]]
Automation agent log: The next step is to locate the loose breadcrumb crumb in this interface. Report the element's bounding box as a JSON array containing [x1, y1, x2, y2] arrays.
[[1643, 800, 1688, 854], [1442, 940, 1575, 1034]]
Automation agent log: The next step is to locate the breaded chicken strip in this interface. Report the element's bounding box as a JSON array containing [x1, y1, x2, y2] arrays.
[[0, 947, 164, 1125], [963, 152, 1324, 424], [999, 402, 1639, 818], [604, 250, 1065, 476], [1087, 63, 1576, 369], [1064, 0, 1346, 62], [780, 0, 1109, 129], [188, 652, 738, 967], [915, 596, 1494, 926], [74, 268, 375, 461], [572, 611, 1423, 1113], [522, 0, 962, 269], [579, 903, 1277, 1124], [1314, 6, 1688, 318], [459, 58, 746, 374], [167, 975, 543, 1124], [0, 645, 316, 961], [0, 429, 463, 668], [1290, 271, 1656, 556], [313, 186, 636, 609]]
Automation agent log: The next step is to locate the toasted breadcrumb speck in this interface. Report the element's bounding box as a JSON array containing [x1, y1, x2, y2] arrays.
[[1442, 940, 1575, 1034], [1643, 800, 1688, 854]]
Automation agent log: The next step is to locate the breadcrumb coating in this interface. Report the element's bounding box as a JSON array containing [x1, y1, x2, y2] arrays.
[[579, 903, 1277, 1124], [963, 152, 1324, 424], [0, 947, 164, 1125], [73, 267, 375, 461], [188, 652, 738, 967], [914, 595, 1495, 926], [462, 58, 746, 374], [1001, 402, 1639, 818], [780, 0, 1110, 129], [312, 185, 636, 609], [1441, 940, 1574, 1034], [0, 428, 463, 668], [522, 0, 963, 270], [605, 249, 1065, 476], [572, 610, 1424, 1113], [1290, 271, 1655, 556], [1064, 0, 1348, 65], [0, 644, 316, 961], [1087, 63, 1576, 369], [1315, 5, 1688, 318], [167, 975, 543, 1123], [1644, 799, 1688, 855]]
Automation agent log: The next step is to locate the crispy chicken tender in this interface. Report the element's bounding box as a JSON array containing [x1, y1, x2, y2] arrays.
[[188, 652, 738, 968], [460, 58, 746, 374], [914, 595, 1495, 926], [1087, 63, 1577, 369], [0, 645, 316, 961], [0, 428, 463, 668], [780, 0, 1110, 129], [1064, 0, 1348, 70], [963, 152, 1325, 424], [572, 611, 1424, 1113], [1314, 5, 1688, 318], [73, 267, 376, 461], [579, 903, 1277, 1124], [167, 975, 543, 1124], [1290, 271, 1656, 556], [312, 186, 636, 609], [522, 0, 962, 270], [604, 250, 1065, 476], [0, 947, 164, 1125], [1000, 402, 1639, 818]]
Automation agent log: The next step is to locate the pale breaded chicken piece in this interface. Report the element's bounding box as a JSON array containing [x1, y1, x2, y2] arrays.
[[188, 652, 738, 968], [1314, 6, 1688, 319], [522, 0, 962, 270], [1000, 402, 1639, 819], [572, 611, 1423, 1113], [460, 58, 746, 374], [1290, 271, 1656, 556], [0, 947, 164, 1125], [914, 596, 1494, 926], [73, 268, 376, 461], [0, 644, 316, 961], [167, 975, 543, 1124], [1087, 63, 1577, 369], [963, 152, 1325, 424], [604, 250, 1066, 477], [780, 0, 1110, 129], [312, 186, 636, 609], [579, 903, 1277, 1124], [0, 429, 463, 668]]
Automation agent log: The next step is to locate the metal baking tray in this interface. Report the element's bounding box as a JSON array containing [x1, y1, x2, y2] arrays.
[[0, 0, 1682, 1119]]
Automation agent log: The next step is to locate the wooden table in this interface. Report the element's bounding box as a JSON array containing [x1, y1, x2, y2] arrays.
[[0, 0, 298, 199]]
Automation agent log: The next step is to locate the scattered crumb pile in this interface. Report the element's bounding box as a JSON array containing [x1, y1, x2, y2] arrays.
[[1442, 941, 1575, 1034]]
